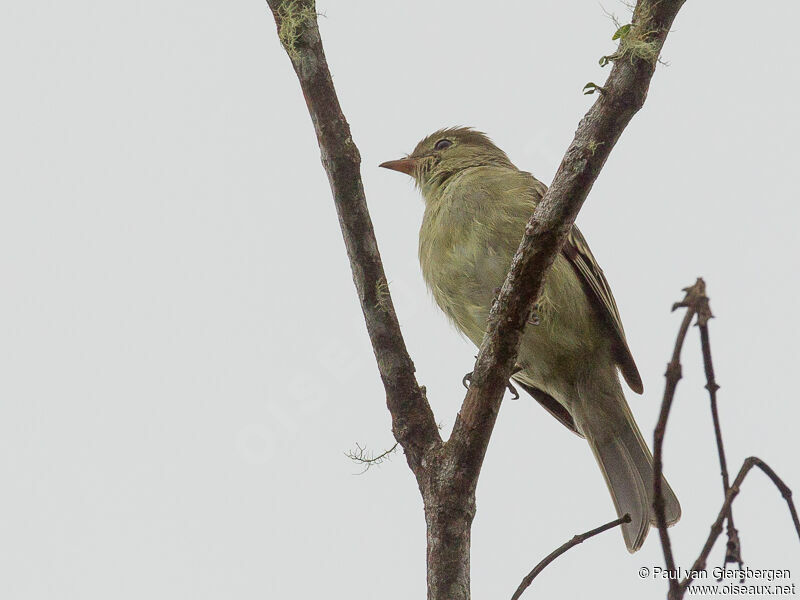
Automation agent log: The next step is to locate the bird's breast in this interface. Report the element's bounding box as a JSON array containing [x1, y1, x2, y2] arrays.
[[419, 205, 512, 345]]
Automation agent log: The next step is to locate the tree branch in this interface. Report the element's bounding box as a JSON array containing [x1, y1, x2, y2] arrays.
[[447, 0, 688, 494], [510, 514, 630, 600], [267, 3, 690, 597], [264, 0, 441, 474]]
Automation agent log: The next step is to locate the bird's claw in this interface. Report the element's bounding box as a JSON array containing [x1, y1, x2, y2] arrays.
[[528, 303, 541, 326], [506, 380, 519, 400], [462, 366, 521, 400]]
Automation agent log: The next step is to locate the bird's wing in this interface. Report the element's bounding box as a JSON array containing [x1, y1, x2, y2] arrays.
[[512, 377, 584, 437], [523, 173, 642, 393], [561, 225, 643, 394]]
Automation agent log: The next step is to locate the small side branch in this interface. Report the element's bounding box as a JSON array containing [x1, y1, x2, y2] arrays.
[[510, 515, 631, 600], [345, 442, 399, 474]]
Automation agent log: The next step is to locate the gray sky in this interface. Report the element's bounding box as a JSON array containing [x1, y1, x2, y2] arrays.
[[2, 1, 799, 598]]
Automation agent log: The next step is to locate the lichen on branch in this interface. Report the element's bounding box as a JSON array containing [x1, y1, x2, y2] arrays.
[[276, 0, 318, 60]]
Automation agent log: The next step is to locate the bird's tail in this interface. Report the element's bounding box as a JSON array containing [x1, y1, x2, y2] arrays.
[[576, 380, 681, 552]]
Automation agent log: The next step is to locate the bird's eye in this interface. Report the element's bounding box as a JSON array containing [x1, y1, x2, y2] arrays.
[[434, 139, 453, 151]]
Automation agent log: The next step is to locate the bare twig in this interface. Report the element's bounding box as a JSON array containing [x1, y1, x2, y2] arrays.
[[345, 442, 399, 474], [265, 0, 441, 475], [653, 278, 706, 599], [678, 457, 800, 595], [655, 280, 743, 571], [697, 308, 743, 570], [510, 514, 630, 600]]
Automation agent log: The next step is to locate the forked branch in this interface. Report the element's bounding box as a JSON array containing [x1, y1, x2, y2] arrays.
[[267, 2, 690, 598]]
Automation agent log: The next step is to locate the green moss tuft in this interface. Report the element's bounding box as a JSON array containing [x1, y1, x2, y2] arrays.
[[602, 2, 663, 66], [277, 0, 318, 61], [616, 31, 661, 65]]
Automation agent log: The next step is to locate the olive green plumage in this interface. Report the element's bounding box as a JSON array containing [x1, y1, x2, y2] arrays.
[[381, 127, 681, 552]]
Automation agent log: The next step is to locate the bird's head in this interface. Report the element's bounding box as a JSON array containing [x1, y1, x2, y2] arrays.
[[380, 127, 514, 195]]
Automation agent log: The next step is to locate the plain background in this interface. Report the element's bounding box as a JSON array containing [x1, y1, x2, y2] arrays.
[[2, 1, 799, 598]]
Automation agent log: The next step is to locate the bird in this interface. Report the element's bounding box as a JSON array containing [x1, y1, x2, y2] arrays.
[[379, 127, 680, 552]]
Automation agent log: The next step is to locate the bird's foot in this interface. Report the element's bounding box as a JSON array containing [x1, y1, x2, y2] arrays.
[[462, 363, 523, 400], [529, 303, 541, 326], [462, 370, 473, 389], [506, 379, 520, 400]]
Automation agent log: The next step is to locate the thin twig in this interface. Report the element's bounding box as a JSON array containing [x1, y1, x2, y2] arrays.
[[345, 442, 399, 474], [678, 457, 800, 595], [697, 309, 743, 570], [510, 515, 630, 600], [653, 278, 706, 599]]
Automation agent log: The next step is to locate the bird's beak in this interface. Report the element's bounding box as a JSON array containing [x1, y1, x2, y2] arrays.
[[379, 157, 418, 176]]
